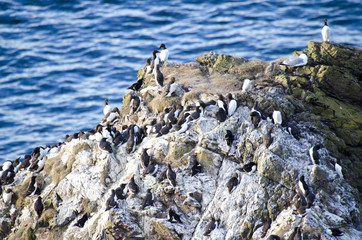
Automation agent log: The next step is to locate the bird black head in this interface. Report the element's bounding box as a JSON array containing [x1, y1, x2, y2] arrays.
[[159, 43, 166, 49], [324, 19, 328, 26]]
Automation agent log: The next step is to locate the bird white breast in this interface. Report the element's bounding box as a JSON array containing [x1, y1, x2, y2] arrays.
[[49, 147, 59, 155], [107, 112, 116, 123], [335, 163, 343, 178], [298, 180, 306, 196], [178, 122, 188, 133], [242, 79, 252, 92], [160, 49, 169, 62], [309, 147, 315, 164], [272, 111, 282, 125], [217, 100, 225, 110], [3, 191, 13, 204], [322, 26, 330, 42], [228, 100, 237, 116], [146, 65, 152, 74], [37, 159, 45, 172], [2, 161, 12, 171], [103, 105, 111, 116], [95, 132, 103, 142], [167, 83, 177, 97], [102, 129, 113, 142]]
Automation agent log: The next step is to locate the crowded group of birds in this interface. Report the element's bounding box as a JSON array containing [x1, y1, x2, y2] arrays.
[[0, 19, 345, 238]]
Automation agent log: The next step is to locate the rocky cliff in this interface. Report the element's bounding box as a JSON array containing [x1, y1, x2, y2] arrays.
[[0, 41, 361, 240]]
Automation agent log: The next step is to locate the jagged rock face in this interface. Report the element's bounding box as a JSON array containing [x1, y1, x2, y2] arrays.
[[1, 41, 361, 240]]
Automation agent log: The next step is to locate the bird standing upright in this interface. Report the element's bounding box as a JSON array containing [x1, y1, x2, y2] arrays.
[[321, 19, 331, 42]]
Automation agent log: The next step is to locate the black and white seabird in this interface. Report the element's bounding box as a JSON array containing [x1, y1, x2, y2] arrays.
[[105, 189, 117, 210], [280, 54, 308, 67], [189, 106, 201, 121], [98, 138, 113, 153], [166, 77, 177, 97], [157, 122, 172, 137], [327, 228, 344, 237], [128, 77, 144, 91], [204, 216, 218, 236], [74, 213, 88, 228], [287, 124, 301, 140], [267, 235, 281, 240], [34, 196, 44, 218], [17, 154, 31, 171], [306, 190, 315, 208], [190, 156, 202, 176], [115, 183, 127, 200], [128, 175, 139, 195], [141, 189, 154, 209], [166, 163, 176, 187], [335, 159, 343, 178], [227, 173, 239, 193], [298, 176, 309, 196], [154, 64, 164, 87], [146, 57, 152, 74], [130, 95, 142, 114], [159, 43, 169, 62], [126, 129, 136, 154], [225, 130, 234, 146], [3, 189, 13, 205], [150, 50, 160, 74], [242, 79, 252, 92], [103, 99, 112, 116], [2, 160, 14, 171], [26, 174, 38, 196], [104, 107, 120, 124], [270, 106, 282, 126], [168, 208, 182, 223], [217, 94, 227, 114], [140, 148, 150, 169], [142, 158, 158, 176], [166, 105, 177, 124], [227, 93, 237, 116], [263, 127, 273, 148], [309, 144, 322, 165], [294, 191, 307, 214], [250, 111, 261, 129], [216, 107, 227, 122], [241, 162, 257, 173], [1, 169, 15, 185], [321, 19, 331, 42]]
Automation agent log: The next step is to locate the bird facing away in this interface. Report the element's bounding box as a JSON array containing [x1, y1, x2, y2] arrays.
[[263, 127, 273, 148], [204, 216, 218, 236], [250, 111, 261, 129], [105, 189, 117, 210], [115, 183, 127, 200], [128, 175, 139, 195], [128, 77, 144, 91], [141, 189, 154, 209], [34, 196, 44, 218], [321, 19, 331, 42], [225, 130, 234, 146], [227, 173, 239, 193], [191, 158, 202, 176], [166, 163, 177, 187], [140, 148, 150, 169], [168, 208, 182, 223]]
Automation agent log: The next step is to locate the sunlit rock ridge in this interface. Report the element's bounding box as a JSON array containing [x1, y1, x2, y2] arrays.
[[0, 41, 361, 240]]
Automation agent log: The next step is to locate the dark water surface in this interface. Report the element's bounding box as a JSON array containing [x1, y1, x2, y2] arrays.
[[1, 0, 361, 163]]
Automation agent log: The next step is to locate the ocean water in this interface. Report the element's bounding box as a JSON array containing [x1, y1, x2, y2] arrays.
[[0, 0, 361, 163]]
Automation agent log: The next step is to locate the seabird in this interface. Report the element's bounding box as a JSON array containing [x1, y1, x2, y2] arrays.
[[128, 77, 144, 91], [227, 173, 239, 193], [225, 130, 234, 146], [227, 93, 237, 116], [34, 196, 44, 218], [154, 64, 164, 87], [280, 54, 308, 67], [270, 106, 282, 126], [204, 216, 218, 236], [141, 189, 154, 209], [217, 94, 227, 113], [150, 50, 160, 74], [242, 79, 252, 92], [190, 157, 202, 176], [142, 158, 158, 176], [267, 235, 281, 240], [294, 227, 303, 240], [166, 163, 176, 187], [74, 213, 88, 228], [166, 105, 177, 124], [190, 106, 201, 121], [157, 122, 172, 137], [98, 138, 113, 153], [216, 107, 227, 122], [168, 208, 182, 223], [2, 160, 14, 171], [327, 228, 343, 237], [128, 175, 139, 195], [287, 124, 301, 140], [140, 148, 150, 169], [159, 43, 169, 62], [241, 162, 257, 173], [306, 191, 315, 208], [48, 144, 59, 155], [321, 19, 331, 42], [298, 176, 309, 196], [26, 174, 38, 196], [177, 120, 189, 134], [104, 107, 120, 124], [335, 159, 343, 178], [115, 183, 127, 200], [166, 77, 177, 97], [1, 169, 15, 185], [295, 191, 307, 214], [250, 111, 261, 129], [29, 159, 44, 173], [263, 127, 273, 148], [309, 144, 322, 165], [130, 95, 142, 114], [17, 154, 31, 171], [3, 189, 13, 205], [126, 129, 136, 154], [94, 125, 103, 142], [105, 189, 117, 210], [54, 191, 62, 208], [103, 99, 112, 116], [146, 57, 152, 74]]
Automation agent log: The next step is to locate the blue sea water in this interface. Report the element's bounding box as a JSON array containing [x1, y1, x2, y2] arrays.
[[0, 0, 361, 163]]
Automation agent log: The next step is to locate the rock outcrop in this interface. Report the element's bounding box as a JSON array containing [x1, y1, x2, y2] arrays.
[[1, 41, 361, 240]]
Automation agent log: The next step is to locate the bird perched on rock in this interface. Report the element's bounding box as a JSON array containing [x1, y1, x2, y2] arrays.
[[321, 19, 331, 42], [34, 196, 44, 218], [115, 183, 127, 200], [269, 105, 282, 126], [17, 154, 31, 171], [263, 127, 273, 148], [327, 228, 343, 237], [216, 107, 227, 122], [3, 189, 13, 205], [128, 77, 144, 91], [298, 175, 309, 196], [142, 158, 158, 176], [105, 189, 117, 210], [280, 54, 308, 67], [227, 93, 237, 116], [306, 190, 315, 208], [130, 95, 142, 114], [154, 64, 164, 87], [309, 144, 323, 165], [168, 208, 182, 223], [145, 57, 152, 74], [140, 148, 150, 169], [190, 157, 202, 176], [141, 189, 154, 209], [334, 159, 343, 178], [166, 163, 177, 187], [242, 79, 252, 92], [103, 99, 112, 116], [126, 129, 136, 154], [267, 235, 281, 240], [227, 173, 239, 193], [294, 191, 307, 214], [204, 216, 218, 236], [98, 138, 113, 153], [74, 213, 88, 228], [128, 175, 139, 195], [217, 94, 227, 113], [159, 43, 169, 62], [150, 50, 159, 74], [26, 174, 38, 196], [165, 77, 178, 97], [287, 124, 301, 140], [225, 130, 234, 146], [250, 111, 261, 129], [241, 162, 257, 173]]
